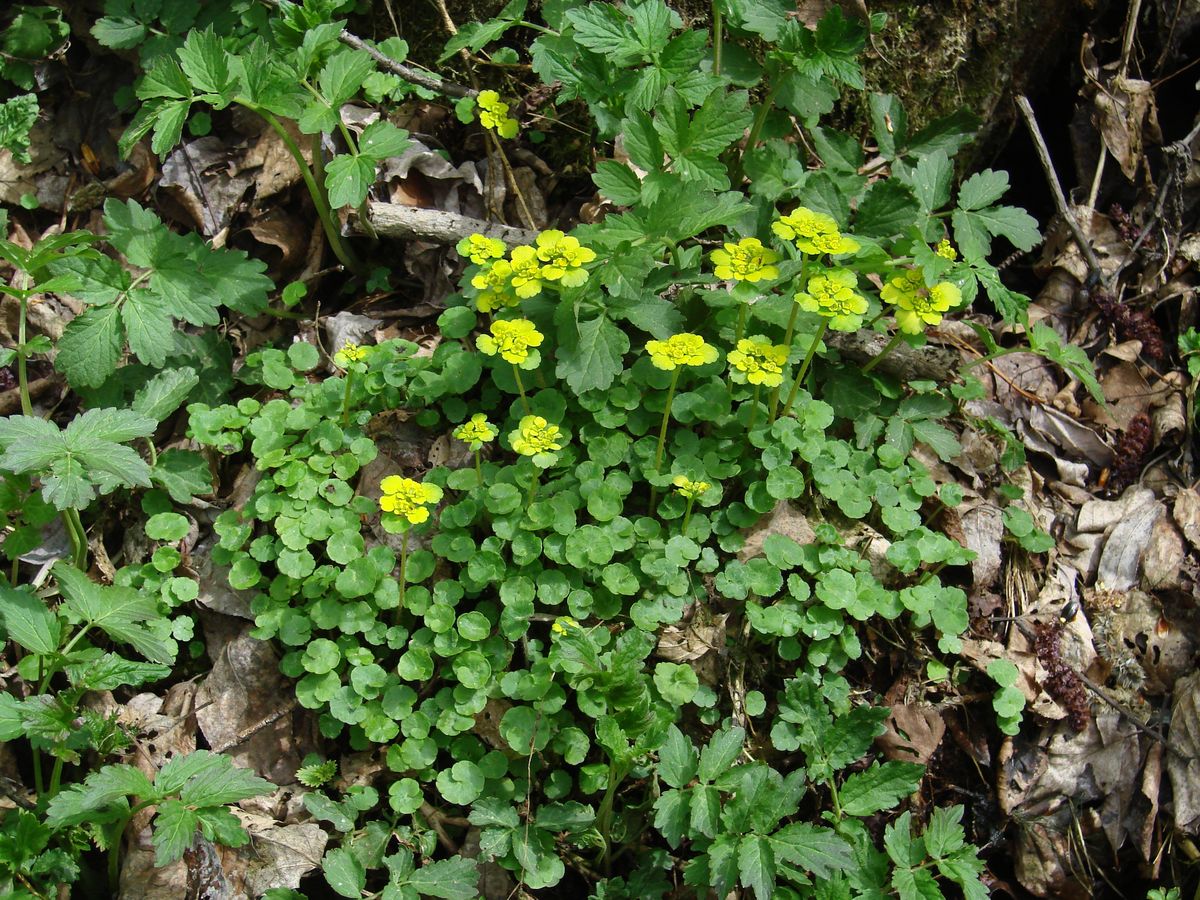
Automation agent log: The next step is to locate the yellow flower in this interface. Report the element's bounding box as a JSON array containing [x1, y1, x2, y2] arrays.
[[551, 616, 580, 635], [477, 89, 519, 139], [710, 238, 780, 283], [477, 318, 544, 365], [935, 238, 957, 261], [772, 207, 858, 256], [470, 259, 517, 313], [645, 333, 719, 371], [672, 475, 711, 500], [456, 233, 506, 265], [727, 336, 789, 387], [535, 230, 596, 287], [453, 413, 498, 449], [508, 245, 544, 298], [510, 415, 565, 456], [379, 476, 443, 525], [794, 268, 868, 332], [333, 343, 368, 366], [882, 272, 961, 334]]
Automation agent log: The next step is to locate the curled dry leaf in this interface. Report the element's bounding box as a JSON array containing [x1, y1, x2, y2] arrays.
[[1166, 670, 1200, 833]]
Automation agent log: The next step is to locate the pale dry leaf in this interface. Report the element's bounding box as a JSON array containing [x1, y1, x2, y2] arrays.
[[1173, 488, 1200, 549], [1141, 515, 1185, 591], [959, 502, 1004, 588], [1096, 498, 1165, 590], [1166, 670, 1200, 833], [738, 501, 815, 562]]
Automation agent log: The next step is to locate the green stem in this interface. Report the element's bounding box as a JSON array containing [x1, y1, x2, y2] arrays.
[[829, 777, 843, 821], [781, 319, 829, 418], [527, 467, 540, 507], [341, 369, 356, 427], [63, 508, 87, 570], [474, 449, 483, 486], [512, 365, 532, 415], [712, 0, 723, 76], [731, 87, 777, 186], [733, 301, 747, 344], [144, 437, 158, 468], [595, 761, 631, 862], [16, 294, 32, 416], [397, 529, 410, 618], [862, 331, 906, 374], [747, 383, 762, 430], [253, 108, 364, 274], [649, 369, 681, 512], [682, 497, 696, 535], [769, 302, 801, 421]]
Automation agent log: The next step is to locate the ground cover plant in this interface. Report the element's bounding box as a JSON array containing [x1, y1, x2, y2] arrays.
[[0, 0, 1197, 897]]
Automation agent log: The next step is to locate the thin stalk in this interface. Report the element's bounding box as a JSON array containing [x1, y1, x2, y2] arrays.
[[781, 319, 829, 418], [682, 497, 696, 534], [255, 109, 364, 274], [769, 303, 801, 421], [512, 365, 532, 415], [862, 331, 906, 374], [144, 437, 157, 468], [341, 369, 356, 427], [16, 295, 32, 416], [595, 761, 631, 863], [527, 467, 540, 507], [649, 369, 681, 511], [474, 450, 483, 486], [712, 0, 723, 76], [397, 529, 410, 617], [733, 302, 747, 344], [731, 87, 777, 185], [485, 128, 537, 230], [63, 508, 87, 570], [747, 383, 762, 430]]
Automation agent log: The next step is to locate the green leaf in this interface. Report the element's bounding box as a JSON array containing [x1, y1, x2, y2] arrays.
[[323, 847, 367, 899], [55, 305, 125, 388], [924, 805, 966, 859], [0, 583, 60, 655], [855, 179, 920, 238], [152, 449, 213, 503], [319, 49, 375, 107], [91, 16, 147, 50], [566, 3, 643, 65], [657, 725, 698, 789], [325, 153, 376, 209], [891, 864, 944, 900], [54, 563, 176, 664], [436, 760, 485, 806], [767, 822, 853, 878], [132, 367, 200, 422], [738, 834, 775, 900], [593, 161, 642, 205], [909, 150, 952, 212], [838, 761, 925, 816], [46, 764, 156, 827], [698, 726, 745, 783], [652, 788, 690, 848], [654, 662, 699, 705], [177, 29, 236, 103], [555, 313, 629, 394], [0, 94, 38, 164], [358, 120, 411, 160], [957, 169, 1009, 211], [152, 799, 200, 866], [394, 853, 480, 899]]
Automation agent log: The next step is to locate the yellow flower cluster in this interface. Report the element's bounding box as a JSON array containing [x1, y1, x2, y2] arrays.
[[477, 318, 544, 365], [458, 230, 596, 311], [772, 207, 859, 256], [672, 475, 711, 500], [794, 268, 868, 332], [935, 238, 957, 261], [881, 270, 961, 334], [551, 616, 580, 636], [710, 238, 779, 283], [453, 413, 498, 449], [379, 476, 443, 525], [510, 415, 565, 457], [477, 90, 518, 139], [645, 333, 719, 371], [727, 336, 789, 387], [333, 343, 368, 366]]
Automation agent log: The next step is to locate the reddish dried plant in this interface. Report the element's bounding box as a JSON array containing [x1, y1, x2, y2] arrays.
[[1034, 619, 1091, 732], [1108, 413, 1153, 493], [1091, 287, 1166, 360]]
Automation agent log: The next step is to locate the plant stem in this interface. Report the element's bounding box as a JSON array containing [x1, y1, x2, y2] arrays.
[[769, 303, 801, 421], [254, 108, 364, 274], [682, 497, 696, 534], [649, 369, 681, 511], [712, 0, 723, 76], [731, 87, 777, 186], [512, 365, 532, 415], [474, 450, 483, 486], [143, 437, 158, 468], [341, 369, 356, 427], [398, 529, 410, 616], [63, 508, 87, 570], [527, 467, 540, 507], [733, 301, 747, 344], [595, 760, 631, 863], [16, 294, 32, 416], [781, 319, 829, 418], [862, 331, 905, 374], [747, 383, 762, 430]]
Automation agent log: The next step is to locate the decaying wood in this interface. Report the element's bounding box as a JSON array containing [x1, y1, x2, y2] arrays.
[[358, 203, 538, 248], [824, 329, 960, 383]]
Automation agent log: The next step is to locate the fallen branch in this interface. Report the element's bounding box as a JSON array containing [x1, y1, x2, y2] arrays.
[[823, 329, 960, 384], [358, 202, 539, 248]]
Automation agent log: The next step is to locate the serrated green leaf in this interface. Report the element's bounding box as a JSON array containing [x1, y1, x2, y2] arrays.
[[957, 169, 1009, 211], [698, 725, 744, 783], [325, 153, 376, 208], [657, 724, 698, 788], [593, 161, 642, 205], [839, 761, 925, 816], [91, 16, 147, 50], [855, 179, 920, 238], [0, 94, 38, 164], [397, 854, 480, 899], [136, 56, 193, 102], [55, 305, 125, 387], [132, 367, 200, 422], [122, 290, 177, 367], [767, 822, 853, 878], [319, 49, 375, 108], [152, 449, 213, 503], [0, 583, 60, 655], [152, 799, 200, 866], [178, 29, 236, 103], [892, 864, 944, 900], [910, 150, 952, 212], [738, 834, 775, 900], [358, 120, 411, 160], [565, 3, 643, 65], [46, 764, 156, 827], [555, 313, 628, 394], [652, 788, 690, 847], [54, 563, 176, 664], [178, 756, 272, 807]]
